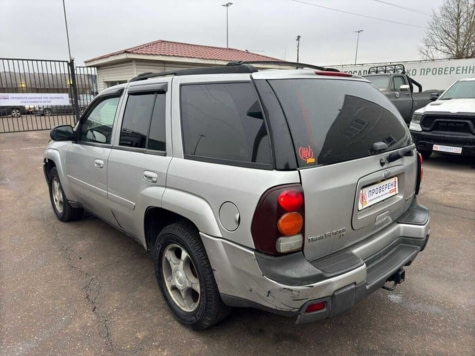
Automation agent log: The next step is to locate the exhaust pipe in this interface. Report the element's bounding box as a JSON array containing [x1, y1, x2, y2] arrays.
[[382, 268, 405, 291]]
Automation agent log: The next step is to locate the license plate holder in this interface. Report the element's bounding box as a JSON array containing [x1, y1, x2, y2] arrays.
[[359, 177, 398, 210], [433, 144, 462, 154]]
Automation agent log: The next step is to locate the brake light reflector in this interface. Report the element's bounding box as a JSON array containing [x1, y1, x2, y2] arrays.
[[278, 212, 303, 236], [278, 190, 303, 211], [305, 301, 326, 313], [315, 71, 352, 77]]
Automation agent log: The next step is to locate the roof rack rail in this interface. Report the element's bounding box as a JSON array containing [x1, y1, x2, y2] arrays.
[[227, 60, 340, 72], [368, 64, 406, 74], [129, 64, 258, 82], [129, 61, 340, 83]]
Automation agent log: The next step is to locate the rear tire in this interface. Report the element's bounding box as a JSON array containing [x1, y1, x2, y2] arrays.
[[48, 167, 83, 221], [153, 221, 230, 330]]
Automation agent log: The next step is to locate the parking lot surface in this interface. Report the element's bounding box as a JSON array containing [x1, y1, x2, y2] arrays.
[[1, 131, 474, 356]]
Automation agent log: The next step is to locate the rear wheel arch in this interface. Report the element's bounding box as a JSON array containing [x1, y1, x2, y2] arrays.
[[144, 207, 199, 254]]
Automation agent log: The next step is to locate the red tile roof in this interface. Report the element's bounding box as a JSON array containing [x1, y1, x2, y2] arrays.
[[86, 40, 280, 63]]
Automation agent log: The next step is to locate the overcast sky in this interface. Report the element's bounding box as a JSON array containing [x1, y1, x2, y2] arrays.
[[1, 0, 445, 66]]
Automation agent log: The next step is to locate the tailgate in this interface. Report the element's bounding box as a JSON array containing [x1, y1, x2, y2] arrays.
[[300, 152, 417, 261]]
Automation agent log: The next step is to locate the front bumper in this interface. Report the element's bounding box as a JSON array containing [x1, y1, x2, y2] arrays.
[[201, 199, 430, 323], [411, 130, 475, 156]]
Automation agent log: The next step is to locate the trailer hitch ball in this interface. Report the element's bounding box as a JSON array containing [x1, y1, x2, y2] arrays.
[[382, 268, 406, 291]]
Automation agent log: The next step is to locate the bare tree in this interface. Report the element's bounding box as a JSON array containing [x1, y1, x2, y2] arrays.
[[420, 0, 475, 59]]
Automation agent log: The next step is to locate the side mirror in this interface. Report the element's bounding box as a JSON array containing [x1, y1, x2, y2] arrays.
[[399, 84, 410, 92], [50, 125, 75, 141], [430, 92, 440, 101]]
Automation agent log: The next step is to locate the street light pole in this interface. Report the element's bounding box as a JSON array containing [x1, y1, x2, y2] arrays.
[[62, 0, 72, 60], [354, 29, 363, 65], [296, 35, 301, 63], [222, 2, 233, 48]]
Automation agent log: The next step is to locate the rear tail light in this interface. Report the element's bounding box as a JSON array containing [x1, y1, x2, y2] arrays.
[[251, 185, 305, 255], [416, 152, 423, 194]]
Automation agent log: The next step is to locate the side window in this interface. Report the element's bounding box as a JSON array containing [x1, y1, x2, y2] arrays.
[[180, 82, 272, 166], [119, 93, 166, 151], [119, 94, 155, 148], [393, 76, 406, 91], [79, 97, 120, 144], [148, 94, 166, 151]]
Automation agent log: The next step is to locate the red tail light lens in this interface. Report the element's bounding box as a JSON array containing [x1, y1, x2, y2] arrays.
[[416, 152, 423, 194], [278, 190, 303, 211], [251, 184, 305, 255]]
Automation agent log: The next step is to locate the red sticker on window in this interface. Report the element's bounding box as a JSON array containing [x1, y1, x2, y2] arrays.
[[298, 146, 315, 164]]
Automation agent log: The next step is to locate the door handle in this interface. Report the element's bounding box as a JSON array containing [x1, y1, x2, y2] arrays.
[[94, 159, 104, 168], [144, 171, 158, 183]]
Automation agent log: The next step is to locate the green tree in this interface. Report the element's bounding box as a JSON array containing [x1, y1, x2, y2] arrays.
[[420, 0, 475, 59]]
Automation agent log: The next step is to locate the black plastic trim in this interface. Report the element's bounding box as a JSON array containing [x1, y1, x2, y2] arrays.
[[397, 198, 429, 225], [130, 65, 257, 82], [128, 83, 168, 94], [255, 251, 326, 286], [253, 79, 298, 170]]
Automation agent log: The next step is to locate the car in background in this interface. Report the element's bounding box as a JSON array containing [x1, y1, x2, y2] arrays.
[[0, 105, 26, 117], [363, 64, 442, 124], [33, 94, 95, 116], [410, 77, 475, 159]]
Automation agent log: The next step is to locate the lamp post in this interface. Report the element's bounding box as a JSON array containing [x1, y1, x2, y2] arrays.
[[296, 35, 301, 63], [62, 0, 79, 122], [354, 29, 363, 65], [62, 0, 72, 60], [222, 2, 233, 48]]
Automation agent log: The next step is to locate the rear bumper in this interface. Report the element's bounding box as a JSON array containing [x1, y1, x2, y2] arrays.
[[201, 198, 429, 323]]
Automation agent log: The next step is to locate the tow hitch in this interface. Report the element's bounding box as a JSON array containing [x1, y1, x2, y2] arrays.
[[382, 268, 406, 291]]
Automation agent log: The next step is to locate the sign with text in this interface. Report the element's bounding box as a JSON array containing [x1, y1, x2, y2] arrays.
[[0, 93, 70, 106], [333, 58, 475, 91]]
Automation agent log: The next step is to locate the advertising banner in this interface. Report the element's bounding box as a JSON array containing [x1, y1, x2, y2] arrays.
[[0, 93, 70, 106], [333, 58, 475, 91]]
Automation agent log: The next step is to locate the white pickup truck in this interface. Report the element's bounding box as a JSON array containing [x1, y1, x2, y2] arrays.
[[409, 77, 475, 159]]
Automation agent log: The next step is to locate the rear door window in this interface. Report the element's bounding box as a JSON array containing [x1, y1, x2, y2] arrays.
[[268, 79, 411, 167], [119, 93, 166, 151], [180, 82, 272, 167]]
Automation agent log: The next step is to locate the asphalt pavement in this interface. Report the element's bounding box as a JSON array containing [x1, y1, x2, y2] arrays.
[[0, 131, 474, 356]]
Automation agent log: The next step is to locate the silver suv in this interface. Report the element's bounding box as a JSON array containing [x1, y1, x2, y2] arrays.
[[44, 62, 430, 330]]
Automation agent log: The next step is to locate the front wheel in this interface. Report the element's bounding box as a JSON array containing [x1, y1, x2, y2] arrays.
[[153, 221, 230, 330], [48, 167, 83, 221]]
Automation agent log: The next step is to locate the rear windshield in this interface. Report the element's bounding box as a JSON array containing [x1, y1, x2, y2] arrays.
[[268, 78, 411, 167], [363, 75, 389, 90]]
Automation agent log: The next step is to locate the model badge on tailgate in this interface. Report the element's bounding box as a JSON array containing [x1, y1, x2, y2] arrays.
[[308, 228, 346, 243]]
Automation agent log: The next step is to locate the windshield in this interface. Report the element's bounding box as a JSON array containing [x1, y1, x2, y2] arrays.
[[267, 78, 411, 167], [364, 75, 390, 90], [439, 80, 475, 100]]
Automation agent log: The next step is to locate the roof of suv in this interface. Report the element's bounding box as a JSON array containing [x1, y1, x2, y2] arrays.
[[128, 61, 341, 82]]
